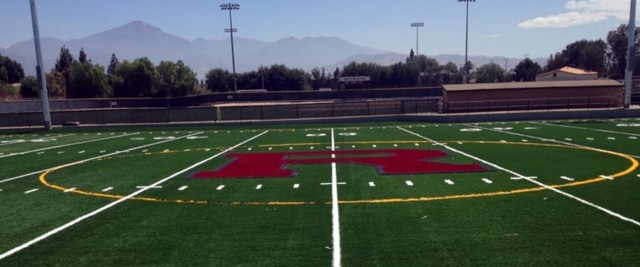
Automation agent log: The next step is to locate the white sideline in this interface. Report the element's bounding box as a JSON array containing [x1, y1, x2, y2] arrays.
[[0, 132, 140, 159], [0, 133, 75, 147], [398, 127, 640, 228], [0, 132, 201, 184], [470, 123, 640, 159], [532, 121, 640, 137], [0, 130, 268, 261], [330, 128, 342, 267]]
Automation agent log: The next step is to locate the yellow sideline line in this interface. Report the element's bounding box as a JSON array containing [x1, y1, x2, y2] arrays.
[[39, 141, 638, 206]]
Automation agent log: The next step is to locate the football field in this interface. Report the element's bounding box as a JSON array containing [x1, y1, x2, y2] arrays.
[[1, 119, 640, 266]]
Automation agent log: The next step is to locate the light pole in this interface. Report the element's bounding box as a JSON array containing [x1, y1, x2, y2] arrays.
[[410, 22, 424, 56], [624, 0, 636, 108], [220, 3, 239, 92], [459, 0, 475, 84], [29, 0, 52, 130]]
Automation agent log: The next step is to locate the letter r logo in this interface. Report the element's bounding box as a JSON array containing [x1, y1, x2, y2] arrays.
[[192, 149, 488, 179]]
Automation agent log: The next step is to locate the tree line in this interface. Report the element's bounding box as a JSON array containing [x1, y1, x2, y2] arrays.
[[2, 24, 640, 99]]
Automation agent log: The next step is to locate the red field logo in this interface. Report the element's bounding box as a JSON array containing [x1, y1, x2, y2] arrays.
[[192, 149, 488, 179]]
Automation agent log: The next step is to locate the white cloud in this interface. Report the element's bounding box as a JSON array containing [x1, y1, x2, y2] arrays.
[[485, 33, 503, 38], [519, 0, 633, 29]]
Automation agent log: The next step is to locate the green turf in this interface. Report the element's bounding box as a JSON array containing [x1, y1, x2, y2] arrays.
[[1, 119, 640, 266]]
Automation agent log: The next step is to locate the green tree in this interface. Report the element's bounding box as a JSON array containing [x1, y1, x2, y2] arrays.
[[157, 60, 196, 97], [45, 71, 66, 97], [513, 58, 542, 82], [79, 48, 88, 64], [112, 58, 157, 97], [414, 55, 442, 86], [19, 76, 39, 98], [157, 60, 177, 97], [390, 61, 419, 87], [173, 60, 196, 96], [205, 68, 232, 92], [67, 61, 110, 98], [607, 24, 640, 79], [475, 62, 506, 83], [0, 54, 25, 83], [54, 45, 74, 72], [545, 39, 608, 75], [441, 62, 462, 84]]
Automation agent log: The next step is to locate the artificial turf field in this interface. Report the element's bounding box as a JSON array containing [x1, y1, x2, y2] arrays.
[[1, 118, 640, 266]]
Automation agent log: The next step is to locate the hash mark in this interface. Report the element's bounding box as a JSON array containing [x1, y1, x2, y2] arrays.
[[24, 188, 39, 194]]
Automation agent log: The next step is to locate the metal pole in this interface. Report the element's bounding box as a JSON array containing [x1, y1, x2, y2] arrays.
[[464, 0, 470, 84], [416, 26, 419, 56], [228, 9, 237, 93], [624, 0, 637, 108], [410, 22, 424, 56], [29, 0, 52, 130]]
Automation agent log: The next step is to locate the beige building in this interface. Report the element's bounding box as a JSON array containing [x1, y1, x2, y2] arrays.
[[442, 80, 623, 113], [536, 66, 598, 81]]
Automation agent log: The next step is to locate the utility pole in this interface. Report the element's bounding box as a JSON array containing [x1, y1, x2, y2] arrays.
[[459, 0, 476, 84], [220, 3, 239, 93], [410, 22, 424, 56], [29, 0, 52, 130], [624, 0, 636, 108]]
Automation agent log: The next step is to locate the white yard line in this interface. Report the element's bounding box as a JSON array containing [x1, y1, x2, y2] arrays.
[[0, 130, 268, 261], [330, 128, 342, 267], [0, 132, 140, 159], [0, 132, 204, 185], [398, 126, 640, 228]]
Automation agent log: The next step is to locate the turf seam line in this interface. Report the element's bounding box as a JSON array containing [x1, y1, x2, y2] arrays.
[[0, 130, 268, 261], [398, 126, 640, 228], [330, 128, 342, 267], [0, 132, 140, 159]]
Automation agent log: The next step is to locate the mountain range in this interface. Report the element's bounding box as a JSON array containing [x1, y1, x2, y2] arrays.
[[0, 20, 545, 79]]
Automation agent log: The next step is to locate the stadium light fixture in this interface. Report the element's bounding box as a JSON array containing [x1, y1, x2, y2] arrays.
[[220, 3, 240, 92], [29, 0, 52, 130], [410, 22, 424, 56], [458, 0, 475, 84], [624, 0, 636, 108]]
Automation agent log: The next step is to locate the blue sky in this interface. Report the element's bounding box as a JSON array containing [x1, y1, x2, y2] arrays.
[[0, 0, 637, 58]]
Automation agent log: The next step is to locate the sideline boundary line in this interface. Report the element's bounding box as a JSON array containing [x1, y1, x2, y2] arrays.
[[0, 131, 199, 184], [0, 134, 75, 147], [471, 123, 640, 159], [0, 130, 268, 261], [398, 126, 640, 228], [532, 121, 640, 137], [0, 132, 140, 159], [330, 128, 342, 267]]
